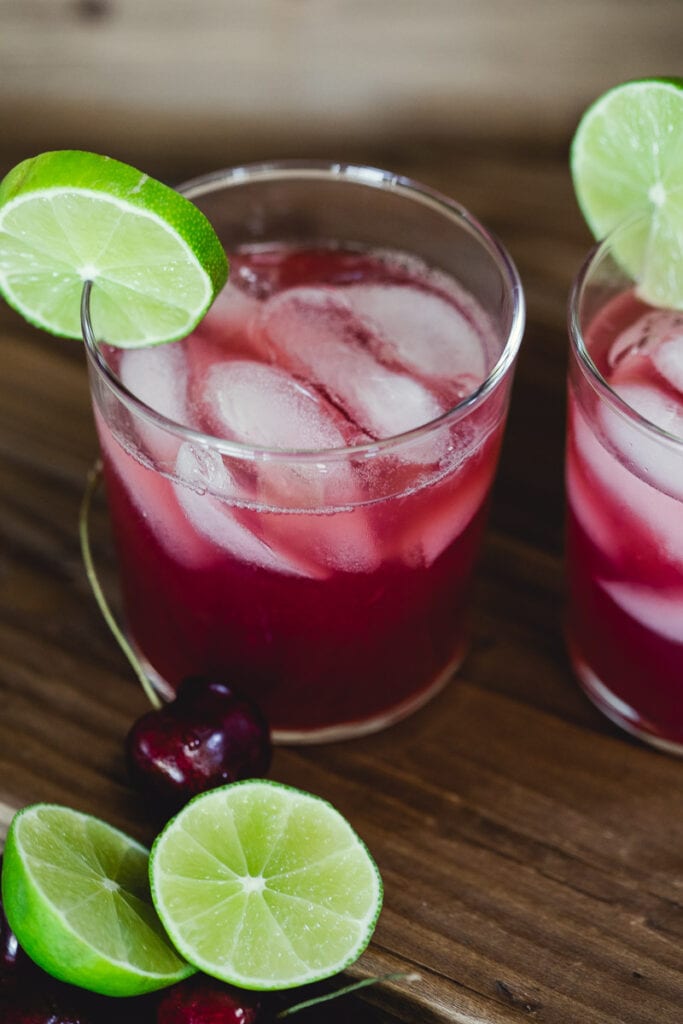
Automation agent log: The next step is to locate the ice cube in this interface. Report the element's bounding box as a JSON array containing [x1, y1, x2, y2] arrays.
[[259, 288, 444, 439], [653, 335, 683, 396], [606, 382, 683, 500], [571, 398, 683, 567], [609, 310, 683, 384], [199, 361, 380, 571], [567, 404, 624, 561], [260, 503, 381, 574], [119, 344, 189, 464], [174, 443, 324, 577], [344, 282, 489, 389], [600, 580, 683, 645], [397, 461, 490, 567], [202, 359, 349, 451], [199, 280, 260, 342], [120, 343, 188, 422], [95, 413, 212, 568]]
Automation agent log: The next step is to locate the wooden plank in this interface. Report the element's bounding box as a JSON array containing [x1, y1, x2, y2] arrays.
[[0, 0, 681, 158]]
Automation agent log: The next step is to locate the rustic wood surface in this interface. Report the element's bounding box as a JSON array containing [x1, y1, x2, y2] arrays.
[[1, 0, 682, 158], [1, 135, 683, 1024]]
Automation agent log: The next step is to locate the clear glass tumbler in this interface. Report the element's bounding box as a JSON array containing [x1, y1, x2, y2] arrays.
[[566, 217, 683, 752], [84, 161, 525, 743]]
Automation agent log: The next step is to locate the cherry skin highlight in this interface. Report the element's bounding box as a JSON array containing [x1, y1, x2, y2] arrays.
[[125, 676, 272, 815], [156, 974, 263, 1024], [0, 894, 21, 979]]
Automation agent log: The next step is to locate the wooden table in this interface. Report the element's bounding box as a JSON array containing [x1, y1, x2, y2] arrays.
[[1, 140, 682, 1024]]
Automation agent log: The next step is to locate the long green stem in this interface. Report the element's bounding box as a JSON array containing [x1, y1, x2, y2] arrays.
[[276, 971, 421, 1018], [79, 460, 162, 710]]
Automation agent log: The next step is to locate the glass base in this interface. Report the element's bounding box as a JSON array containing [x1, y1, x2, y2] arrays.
[[570, 650, 683, 757], [140, 648, 464, 745]]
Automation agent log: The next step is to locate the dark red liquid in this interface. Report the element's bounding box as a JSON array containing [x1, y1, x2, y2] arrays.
[[95, 245, 508, 738]]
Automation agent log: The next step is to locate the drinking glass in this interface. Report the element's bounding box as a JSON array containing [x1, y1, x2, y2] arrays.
[[566, 217, 683, 752], [83, 161, 525, 743]]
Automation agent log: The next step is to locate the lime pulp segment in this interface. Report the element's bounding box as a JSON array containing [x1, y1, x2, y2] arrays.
[[150, 780, 384, 991], [1, 803, 195, 996], [570, 78, 683, 309], [0, 150, 228, 345]]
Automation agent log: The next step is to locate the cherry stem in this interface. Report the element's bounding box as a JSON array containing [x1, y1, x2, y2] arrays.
[[276, 971, 421, 1018], [79, 459, 162, 710]]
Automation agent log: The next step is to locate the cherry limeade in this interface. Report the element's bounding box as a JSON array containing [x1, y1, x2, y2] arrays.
[[95, 245, 508, 739], [566, 291, 683, 749]]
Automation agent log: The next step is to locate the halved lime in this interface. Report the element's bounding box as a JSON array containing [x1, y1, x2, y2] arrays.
[[0, 150, 228, 345], [1, 803, 195, 996], [149, 780, 383, 991], [570, 78, 683, 309]]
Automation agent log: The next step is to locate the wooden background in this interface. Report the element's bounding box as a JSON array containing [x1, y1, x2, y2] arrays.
[[1, 4, 683, 1023], [1, 0, 682, 168]]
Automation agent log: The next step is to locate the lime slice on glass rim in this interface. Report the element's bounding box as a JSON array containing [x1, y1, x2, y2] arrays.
[[570, 77, 683, 309], [1, 803, 195, 996], [0, 149, 228, 345], [150, 780, 383, 991]]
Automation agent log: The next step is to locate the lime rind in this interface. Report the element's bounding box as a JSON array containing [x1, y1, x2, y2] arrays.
[[570, 77, 683, 309], [0, 151, 228, 345], [1, 803, 195, 996], [150, 780, 383, 991]]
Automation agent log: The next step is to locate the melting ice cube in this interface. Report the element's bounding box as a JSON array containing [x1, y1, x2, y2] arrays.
[[174, 443, 322, 577], [344, 282, 489, 388], [199, 361, 380, 570], [653, 335, 683, 396], [202, 359, 348, 451], [119, 343, 189, 463], [199, 280, 260, 340], [120, 343, 188, 421], [96, 414, 212, 568], [259, 288, 444, 439], [609, 310, 683, 398], [606, 381, 683, 501], [600, 580, 683, 645], [571, 398, 683, 567]]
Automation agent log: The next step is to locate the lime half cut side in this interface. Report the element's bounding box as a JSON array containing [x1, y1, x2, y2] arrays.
[[1, 804, 195, 996], [0, 150, 228, 346], [570, 78, 683, 309], [149, 780, 383, 991]]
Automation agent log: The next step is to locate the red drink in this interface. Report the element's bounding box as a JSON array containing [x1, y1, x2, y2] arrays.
[[85, 163, 524, 741], [566, 289, 683, 750]]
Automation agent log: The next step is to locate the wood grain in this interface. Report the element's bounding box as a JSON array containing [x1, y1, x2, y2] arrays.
[[1, 143, 682, 1023], [0, 0, 681, 160]]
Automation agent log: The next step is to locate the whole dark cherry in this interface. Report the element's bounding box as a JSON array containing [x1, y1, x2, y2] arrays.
[[156, 974, 264, 1024], [125, 676, 272, 816]]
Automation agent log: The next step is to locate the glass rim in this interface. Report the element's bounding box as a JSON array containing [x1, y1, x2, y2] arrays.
[[82, 159, 525, 463], [568, 215, 683, 448]]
